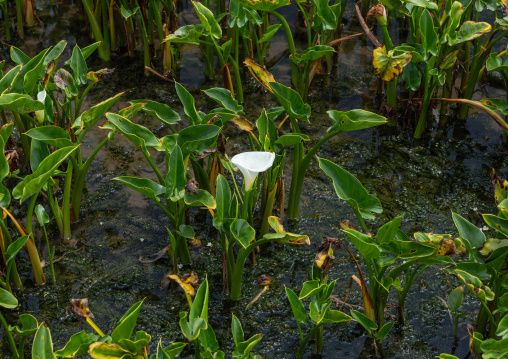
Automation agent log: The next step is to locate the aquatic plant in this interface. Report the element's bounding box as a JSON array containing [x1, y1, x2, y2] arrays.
[[286, 266, 352, 358], [35, 204, 56, 283], [320, 157, 459, 329]]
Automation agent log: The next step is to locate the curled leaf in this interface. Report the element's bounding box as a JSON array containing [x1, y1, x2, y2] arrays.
[[167, 271, 199, 296], [68, 298, 95, 319], [373, 46, 412, 81]]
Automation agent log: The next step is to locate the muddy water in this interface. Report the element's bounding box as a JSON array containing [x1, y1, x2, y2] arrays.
[[1, 1, 508, 358]]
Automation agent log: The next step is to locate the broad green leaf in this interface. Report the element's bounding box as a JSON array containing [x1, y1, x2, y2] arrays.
[[177, 124, 221, 155], [235, 0, 290, 11], [204, 88, 243, 113], [190, 278, 209, 321], [5, 235, 29, 267], [13, 146, 78, 203], [175, 82, 200, 125], [404, 0, 437, 9], [0, 136, 10, 207], [291, 45, 335, 66], [420, 10, 438, 58], [454, 21, 491, 45], [113, 177, 165, 204], [376, 217, 402, 244], [179, 312, 207, 341], [44, 40, 67, 67], [274, 134, 309, 147], [0, 93, 44, 113], [230, 219, 255, 248], [442, 2, 464, 46], [343, 229, 381, 259], [0, 287, 18, 308], [176, 225, 195, 239], [32, 323, 56, 359], [319, 158, 382, 220], [480, 337, 508, 358], [447, 286, 463, 311], [483, 214, 508, 237], [350, 309, 377, 334], [454, 269, 494, 302], [327, 109, 387, 133], [26, 126, 74, 148], [104, 113, 160, 148], [298, 280, 322, 299], [110, 299, 145, 343], [54, 331, 99, 357], [10, 46, 30, 65], [192, 1, 222, 39], [402, 62, 421, 91], [54, 68, 79, 97], [164, 24, 205, 44], [375, 321, 394, 342], [452, 212, 486, 249], [76, 92, 125, 131], [386, 239, 437, 258], [213, 174, 231, 230], [154, 339, 170, 359], [232, 333, 263, 358], [322, 309, 352, 324], [314, 0, 336, 29], [184, 189, 216, 209], [165, 145, 186, 201], [258, 24, 281, 43], [117, 331, 151, 354], [373, 46, 412, 81], [285, 287, 308, 324], [9, 314, 38, 337], [130, 99, 181, 126], [269, 82, 311, 122], [120, 5, 139, 19], [497, 314, 508, 338], [70, 45, 88, 84], [231, 314, 244, 345], [88, 342, 131, 358], [30, 139, 50, 173], [0, 65, 22, 94]]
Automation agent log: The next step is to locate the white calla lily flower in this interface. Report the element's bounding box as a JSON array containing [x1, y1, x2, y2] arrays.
[[231, 151, 275, 191], [35, 90, 47, 123]]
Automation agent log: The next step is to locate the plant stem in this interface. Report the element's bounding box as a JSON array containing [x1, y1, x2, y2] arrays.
[[42, 224, 56, 283], [25, 194, 46, 284], [0, 311, 18, 359], [62, 162, 73, 239], [296, 324, 321, 359], [86, 317, 106, 337]]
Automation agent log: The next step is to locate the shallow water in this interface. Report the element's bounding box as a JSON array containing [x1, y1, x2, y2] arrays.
[[1, 1, 508, 358]]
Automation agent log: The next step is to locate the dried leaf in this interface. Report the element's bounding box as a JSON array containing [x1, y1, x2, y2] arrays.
[[244, 58, 276, 92], [231, 116, 255, 132], [167, 271, 199, 296], [257, 274, 271, 286], [373, 46, 412, 81], [68, 298, 94, 319], [185, 178, 199, 196], [139, 245, 170, 264], [5, 150, 19, 173]]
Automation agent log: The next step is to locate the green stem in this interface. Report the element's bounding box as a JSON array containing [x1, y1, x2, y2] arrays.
[[25, 194, 46, 284], [296, 324, 321, 359], [42, 224, 56, 283], [2, 0, 10, 41], [0, 220, 21, 289], [47, 190, 63, 236], [75, 82, 95, 120], [0, 311, 18, 359], [269, 10, 298, 87], [15, 0, 23, 37], [62, 162, 73, 239]]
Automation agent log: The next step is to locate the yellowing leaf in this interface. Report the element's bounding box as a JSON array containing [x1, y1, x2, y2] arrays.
[[244, 58, 276, 93], [373, 46, 412, 82], [231, 116, 255, 132], [167, 271, 199, 296], [235, 0, 290, 11]]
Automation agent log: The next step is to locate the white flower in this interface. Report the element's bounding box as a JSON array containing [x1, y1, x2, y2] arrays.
[[35, 90, 46, 123], [231, 151, 275, 191]]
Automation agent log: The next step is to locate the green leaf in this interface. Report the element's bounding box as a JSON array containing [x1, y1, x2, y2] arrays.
[[447, 286, 464, 311], [213, 174, 231, 230], [192, 0, 222, 39], [30, 139, 50, 173], [44, 40, 67, 67], [25, 126, 74, 148], [105, 113, 160, 148], [184, 189, 216, 209], [117, 331, 151, 354], [0, 93, 44, 113], [0, 64, 23, 94], [0, 136, 11, 207], [9, 314, 38, 337], [269, 82, 311, 122], [314, 0, 337, 29], [274, 134, 309, 148], [175, 82, 201, 125], [285, 287, 308, 324], [32, 323, 56, 359], [55, 68, 79, 97], [327, 109, 387, 133], [111, 299, 145, 343], [190, 278, 209, 321], [54, 331, 99, 357], [483, 214, 508, 237], [231, 314, 245, 345], [179, 312, 207, 341], [343, 229, 381, 259], [420, 10, 438, 59], [322, 309, 352, 324], [113, 177, 165, 204], [350, 309, 377, 335], [70, 45, 88, 84], [291, 45, 335, 65], [13, 146, 78, 203], [0, 287, 18, 308], [176, 225, 195, 239], [88, 342, 132, 358], [386, 239, 436, 258], [230, 219, 255, 249], [81, 42, 102, 60], [258, 24, 281, 43], [130, 100, 181, 126], [298, 280, 322, 299], [375, 321, 394, 342], [404, 0, 437, 8], [319, 158, 382, 220], [402, 62, 421, 91], [120, 5, 139, 19], [76, 92, 125, 132], [177, 125, 221, 155], [372, 46, 412, 81], [164, 24, 205, 44], [496, 314, 508, 338], [454, 269, 494, 303], [204, 88, 243, 113], [235, 0, 290, 12], [454, 21, 491, 45], [232, 333, 263, 358], [452, 212, 486, 249], [5, 235, 29, 267], [10, 46, 31, 65], [165, 145, 186, 201], [376, 217, 402, 244]]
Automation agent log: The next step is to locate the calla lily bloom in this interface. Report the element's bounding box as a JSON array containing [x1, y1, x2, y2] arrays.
[[231, 151, 275, 191], [35, 90, 46, 123]]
